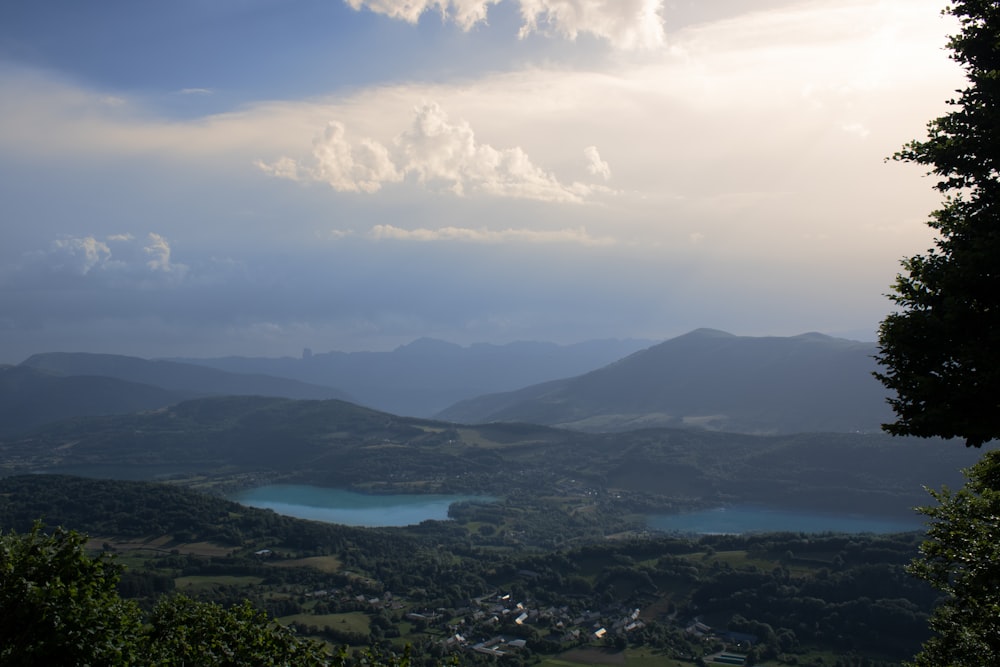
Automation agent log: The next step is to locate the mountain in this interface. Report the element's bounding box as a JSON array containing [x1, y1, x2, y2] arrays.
[[0, 365, 192, 435], [168, 338, 654, 417], [21, 352, 355, 403], [436, 329, 893, 434]]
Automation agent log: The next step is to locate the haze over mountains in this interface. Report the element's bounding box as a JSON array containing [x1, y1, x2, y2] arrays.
[[168, 337, 654, 417], [0, 330, 892, 437], [0, 354, 353, 435]]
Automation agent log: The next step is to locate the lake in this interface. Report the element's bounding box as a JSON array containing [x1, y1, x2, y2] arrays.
[[232, 485, 494, 527], [647, 506, 925, 535]]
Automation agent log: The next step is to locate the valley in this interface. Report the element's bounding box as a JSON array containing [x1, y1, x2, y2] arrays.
[[0, 331, 983, 665]]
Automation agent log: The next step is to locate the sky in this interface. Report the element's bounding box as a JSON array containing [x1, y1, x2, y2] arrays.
[[0, 0, 965, 362]]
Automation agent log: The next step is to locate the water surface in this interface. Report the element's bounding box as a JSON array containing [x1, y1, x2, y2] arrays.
[[233, 484, 493, 527]]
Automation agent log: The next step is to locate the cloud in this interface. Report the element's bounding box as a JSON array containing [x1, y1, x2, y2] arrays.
[[584, 145, 610, 180], [344, 0, 500, 30], [344, 0, 664, 49], [37, 237, 112, 276], [267, 120, 402, 194], [142, 232, 188, 278], [258, 102, 586, 202], [16, 234, 188, 286], [369, 223, 615, 245], [517, 0, 664, 49]]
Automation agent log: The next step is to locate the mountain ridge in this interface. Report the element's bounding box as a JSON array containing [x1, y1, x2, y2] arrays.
[[436, 329, 890, 434], [21, 352, 355, 402]]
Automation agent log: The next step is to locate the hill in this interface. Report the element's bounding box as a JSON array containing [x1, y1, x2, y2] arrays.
[[0, 394, 985, 519], [0, 365, 193, 435], [436, 329, 892, 434], [168, 337, 653, 417], [21, 352, 356, 403]]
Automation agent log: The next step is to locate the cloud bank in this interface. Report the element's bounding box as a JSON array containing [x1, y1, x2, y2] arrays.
[[369, 224, 614, 245]]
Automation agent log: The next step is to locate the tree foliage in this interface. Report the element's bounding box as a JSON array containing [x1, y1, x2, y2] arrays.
[[0, 523, 143, 666], [146, 596, 330, 667], [907, 450, 1000, 665], [875, 0, 1000, 448], [0, 524, 331, 666], [876, 3, 1000, 664]]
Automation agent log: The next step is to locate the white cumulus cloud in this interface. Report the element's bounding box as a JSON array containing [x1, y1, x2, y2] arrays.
[[397, 102, 581, 201], [258, 102, 585, 203], [584, 145, 611, 180], [344, 0, 664, 49], [311, 121, 402, 193]]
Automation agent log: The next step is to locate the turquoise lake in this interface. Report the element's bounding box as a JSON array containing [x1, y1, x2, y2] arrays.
[[232, 485, 493, 527], [647, 506, 924, 535]]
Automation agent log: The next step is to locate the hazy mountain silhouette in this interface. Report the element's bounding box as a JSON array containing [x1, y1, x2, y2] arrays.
[[168, 338, 654, 417], [21, 353, 355, 402], [436, 329, 892, 434], [0, 365, 192, 435]]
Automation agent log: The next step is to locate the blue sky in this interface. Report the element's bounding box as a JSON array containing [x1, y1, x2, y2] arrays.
[[0, 0, 963, 361]]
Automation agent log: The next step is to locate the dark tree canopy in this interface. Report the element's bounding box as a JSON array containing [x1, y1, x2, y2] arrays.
[[875, 0, 1000, 448], [907, 449, 1000, 665], [0, 524, 332, 666], [0, 523, 144, 666], [877, 4, 1000, 665]]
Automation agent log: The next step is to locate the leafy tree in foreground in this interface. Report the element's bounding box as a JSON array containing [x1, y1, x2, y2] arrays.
[[875, 0, 1000, 448], [0, 523, 143, 666], [907, 450, 1000, 665], [876, 2, 1000, 665], [0, 524, 332, 666], [146, 595, 330, 667]]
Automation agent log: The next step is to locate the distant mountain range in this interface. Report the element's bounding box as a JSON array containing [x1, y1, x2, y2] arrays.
[[168, 337, 655, 417], [436, 328, 892, 435], [0, 353, 353, 435], [4, 331, 889, 437]]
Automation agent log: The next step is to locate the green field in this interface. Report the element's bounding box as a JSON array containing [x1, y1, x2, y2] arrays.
[[278, 611, 370, 635], [174, 575, 264, 591]]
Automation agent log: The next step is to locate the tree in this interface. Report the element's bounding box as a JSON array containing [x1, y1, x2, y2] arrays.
[[0, 523, 439, 666], [0, 523, 144, 666], [906, 450, 1000, 665], [0, 524, 330, 666], [875, 0, 1000, 448], [875, 3, 1000, 664], [146, 595, 330, 667]]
